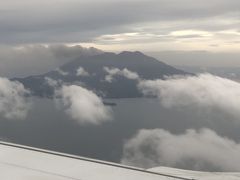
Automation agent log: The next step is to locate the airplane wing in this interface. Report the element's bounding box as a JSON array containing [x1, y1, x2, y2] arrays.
[[0, 141, 190, 180], [149, 167, 240, 180], [0, 141, 239, 180]]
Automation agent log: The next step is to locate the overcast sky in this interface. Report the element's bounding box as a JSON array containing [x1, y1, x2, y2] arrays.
[[0, 0, 240, 77]]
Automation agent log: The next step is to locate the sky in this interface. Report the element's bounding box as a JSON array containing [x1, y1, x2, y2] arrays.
[[1, 0, 239, 50], [0, 0, 240, 75]]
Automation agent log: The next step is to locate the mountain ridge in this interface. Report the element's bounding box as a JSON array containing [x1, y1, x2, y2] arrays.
[[14, 51, 192, 98]]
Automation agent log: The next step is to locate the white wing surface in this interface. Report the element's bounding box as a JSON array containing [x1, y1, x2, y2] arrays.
[[149, 166, 240, 180], [0, 141, 189, 180]]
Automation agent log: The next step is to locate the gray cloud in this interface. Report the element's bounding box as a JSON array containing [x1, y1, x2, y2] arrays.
[[48, 44, 103, 60], [0, 44, 102, 78], [0, 0, 239, 69], [0, 0, 239, 45], [121, 128, 240, 171], [55, 85, 112, 125], [138, 74, 240, 120], [0, 77, 30, 120], [104, 67, 140, 82]]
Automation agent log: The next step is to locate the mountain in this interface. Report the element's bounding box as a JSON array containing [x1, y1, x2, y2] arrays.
[[14, 51, 191, 98]]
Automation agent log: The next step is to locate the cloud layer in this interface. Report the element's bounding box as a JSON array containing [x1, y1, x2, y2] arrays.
[[138, 74, 240, 119], [0, 77, 30, 120], [104, 67, 140, 82], [0, 0, 239, 52], [56, 85, 112, 125], [121, 128, 240, 171], [0, 44, 102, 78]]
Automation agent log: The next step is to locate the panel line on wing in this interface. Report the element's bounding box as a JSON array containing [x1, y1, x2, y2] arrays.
[[0, 161, 82, 180]]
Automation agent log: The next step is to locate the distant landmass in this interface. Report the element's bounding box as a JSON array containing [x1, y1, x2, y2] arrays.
[[14, 51, 191, 98]]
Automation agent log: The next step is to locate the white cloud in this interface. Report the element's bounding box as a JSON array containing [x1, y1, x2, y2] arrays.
[[170, 30, 213, 37], [55, 68, 69, 76], [0, 77, 30, 120], [121, 128, 240, 171], [103, 67, 140, 82], [44, 77, 62, 87], [76, 67, 90, 77], [55, 85, 112, 125], [138, 74, 240, 119]]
